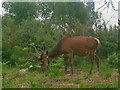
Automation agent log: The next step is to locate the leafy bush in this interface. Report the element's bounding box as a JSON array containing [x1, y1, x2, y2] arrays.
[[2, 14, 118, 69], [15, 57, 31, 69], [98, 30, 118, 58], [107, 53, 118, 68]]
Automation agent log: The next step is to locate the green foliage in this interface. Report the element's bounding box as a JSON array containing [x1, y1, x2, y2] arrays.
[[2, 2, 118, 88], [2, 2, 118, 71], [2, 14, 15, 28], [51, 57, 64, 68], [107, 53, 119, 68], [97, 29, 118, 58], [38, 2, 98, 31], [2, 2, 39, 24]]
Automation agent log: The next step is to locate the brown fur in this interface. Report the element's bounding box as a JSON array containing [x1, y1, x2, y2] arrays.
[[41, 36, 100, 75]]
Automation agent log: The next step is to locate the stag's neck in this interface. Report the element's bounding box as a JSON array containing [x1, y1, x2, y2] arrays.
[[48, 47, 61, 58]]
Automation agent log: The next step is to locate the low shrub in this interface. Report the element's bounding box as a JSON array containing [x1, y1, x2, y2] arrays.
[[107, 53, 119, 68]]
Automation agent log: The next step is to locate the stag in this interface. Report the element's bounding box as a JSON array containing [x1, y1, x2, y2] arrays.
[[34, 36, 100, 75]]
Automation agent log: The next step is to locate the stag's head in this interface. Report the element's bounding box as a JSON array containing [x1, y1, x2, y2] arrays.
[[32, 42, 49, 69]]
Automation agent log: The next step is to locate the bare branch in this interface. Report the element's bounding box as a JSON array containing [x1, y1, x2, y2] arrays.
[[97, 0, 107, 11], [110, 0, 118, 11], [97, 0, 118, 11]]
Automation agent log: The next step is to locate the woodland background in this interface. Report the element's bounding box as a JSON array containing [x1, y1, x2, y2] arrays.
[[1, 2, 119, 88]]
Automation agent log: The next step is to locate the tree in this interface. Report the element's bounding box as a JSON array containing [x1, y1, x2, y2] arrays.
[[39, 2, 98, 35], [86, 2, 98, 27], [2, 2, 39, 24]]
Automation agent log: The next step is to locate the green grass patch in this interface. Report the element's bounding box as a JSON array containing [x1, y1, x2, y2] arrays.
[[71, 79, 81, 84], [2, 63, 19, 75], [2, 58, 118, 88], [100, 60, 118, 79], [79, 83, 117, 88], [45, 67, 65, 78]]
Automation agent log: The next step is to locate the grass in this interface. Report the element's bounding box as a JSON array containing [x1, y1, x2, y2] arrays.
[[0, 62, 2, 89], [79, 83, 118, 88], [2, 58, 119, 88]]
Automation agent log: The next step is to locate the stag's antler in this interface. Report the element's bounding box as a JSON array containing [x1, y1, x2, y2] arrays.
[[33, 46, 41, 56], [41, 42, 46, 51]]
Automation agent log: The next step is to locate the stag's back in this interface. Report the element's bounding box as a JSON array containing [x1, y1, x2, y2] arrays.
[[56, 36, 100, 56]]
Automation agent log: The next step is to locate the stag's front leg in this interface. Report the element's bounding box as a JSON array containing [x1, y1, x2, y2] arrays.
[[68, 53, 74, 75], [65, 61, 68, 73], [65, 58, 73, 75], [64, 53, 73, 75], [70, 58, 73, 75], [64, 56, 68, 74]]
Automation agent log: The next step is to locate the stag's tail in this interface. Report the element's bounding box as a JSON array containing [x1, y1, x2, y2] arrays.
[[94, 38, 101, 46], [95, 38, 101, 47]]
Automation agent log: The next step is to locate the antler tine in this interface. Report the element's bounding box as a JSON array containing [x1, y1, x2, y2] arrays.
[[33, 46, 41, 56], [41, 42, 46, 51], [36, 45, 43, 53], [38, 48, 44, 53]]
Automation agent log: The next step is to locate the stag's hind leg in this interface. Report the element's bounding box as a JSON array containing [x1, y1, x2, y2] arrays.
[[89, 50, 96, 74], [89, 58, 93, 74], [95, 55, 100, 71]]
